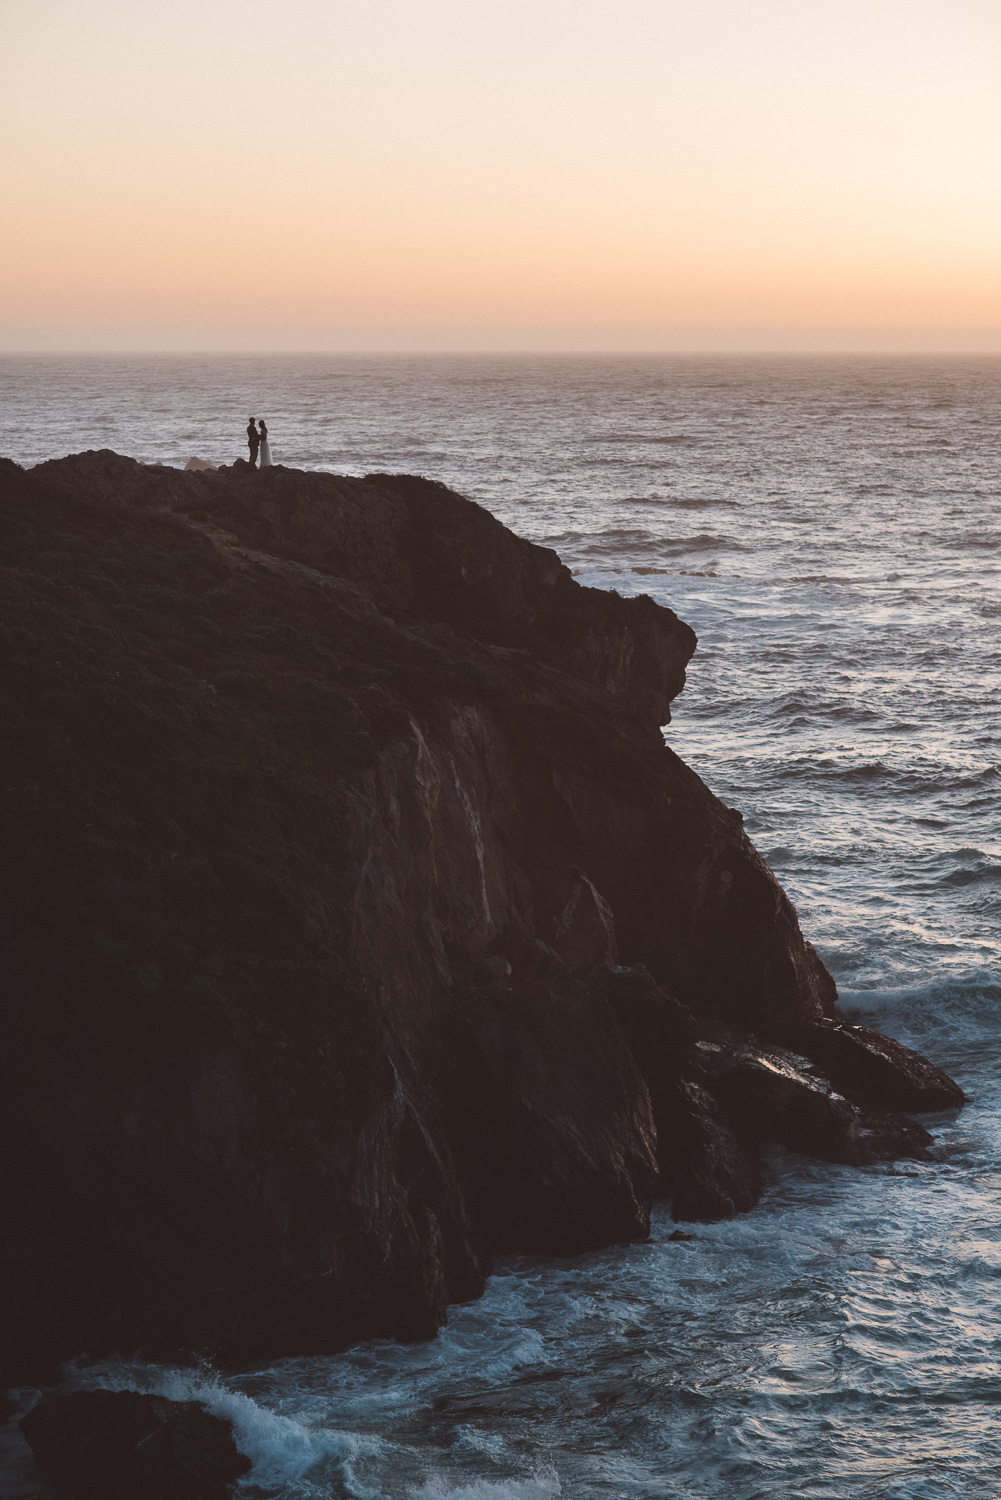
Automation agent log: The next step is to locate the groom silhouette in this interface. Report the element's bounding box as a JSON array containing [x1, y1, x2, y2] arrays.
[[247, 417, 260, 467]]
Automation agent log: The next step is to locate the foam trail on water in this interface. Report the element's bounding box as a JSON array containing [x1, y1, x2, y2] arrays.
[[408, 1479, 561, 1500]]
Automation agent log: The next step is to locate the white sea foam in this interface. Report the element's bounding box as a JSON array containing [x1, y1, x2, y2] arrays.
[[408, 1473, 560, 1500]]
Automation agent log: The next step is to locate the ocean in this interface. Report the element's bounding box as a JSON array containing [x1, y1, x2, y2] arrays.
[[1, 353, 999, 1498]]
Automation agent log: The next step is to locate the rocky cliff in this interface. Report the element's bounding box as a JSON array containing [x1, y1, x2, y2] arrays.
[[0, 451, 963, 1384]]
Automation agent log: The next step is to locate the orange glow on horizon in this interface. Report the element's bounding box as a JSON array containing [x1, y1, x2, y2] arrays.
[[2, 0, 1000, 350]]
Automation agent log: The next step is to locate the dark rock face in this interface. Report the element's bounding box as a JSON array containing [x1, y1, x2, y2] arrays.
[[669, 1079, 763, 1222], [0, 450, 965, 1380], [451, 976, 659, 1254], [20, 1389, 250, 1499], [702, 1041, 934, 1167], [794, 1019, 966, 1115]]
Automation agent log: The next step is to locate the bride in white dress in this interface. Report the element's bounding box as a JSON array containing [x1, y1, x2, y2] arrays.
[[258, 419, 273, 467]]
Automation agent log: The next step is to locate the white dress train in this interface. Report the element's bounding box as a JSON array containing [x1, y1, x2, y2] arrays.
[[259, 438, 273, 467]]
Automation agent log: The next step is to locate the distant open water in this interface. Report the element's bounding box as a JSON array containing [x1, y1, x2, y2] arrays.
[[2, 354, 999, 1498]]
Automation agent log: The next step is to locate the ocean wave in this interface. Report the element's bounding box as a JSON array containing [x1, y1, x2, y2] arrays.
[[838, 971, 1001, 1037], [767, 701, 881, 730], [20, 1361, 383, 1497], [771, 698, 814, 716], [409, 1476, 560, 1499], [585, 433, 694, 445], [577, 456, 647, 468], [952, 532, 1001, 550], [661, 533, 747, 554], [671, 497, 742, 509], [611, 495, 674, 506], [831, 754, 895, 776], [575, 531, 747, 559], [935, 855, 1001, 890], [609, 495, 739, 510], [573, 527, 653, 542], [787, 575, 856, 584], [952, 766, 1000, 788], [768, 759, 997, 801]]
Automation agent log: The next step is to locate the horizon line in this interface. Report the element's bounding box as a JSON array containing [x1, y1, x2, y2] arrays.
[[5, 326, 1001, 357], [5, 346, 1001, 359]]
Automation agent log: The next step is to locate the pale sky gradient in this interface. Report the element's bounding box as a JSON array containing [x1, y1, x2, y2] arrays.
[[2, 0, 1001, 350]]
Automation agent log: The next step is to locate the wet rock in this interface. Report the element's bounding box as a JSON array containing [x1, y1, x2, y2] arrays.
[[669, 1078, 763, 1221], [667, 1228, 695, 1242], [795, 1019, 966, 1114], [20, 1389, 250, 1499], [707, 1043, 933, 1165], [851, 1108, 934, 1162]]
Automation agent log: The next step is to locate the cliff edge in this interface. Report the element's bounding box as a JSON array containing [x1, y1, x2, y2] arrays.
[[0, 452, 963, 1382]]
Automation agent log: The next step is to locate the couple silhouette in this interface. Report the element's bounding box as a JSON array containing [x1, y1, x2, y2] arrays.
[[246, 418, 272, 468]]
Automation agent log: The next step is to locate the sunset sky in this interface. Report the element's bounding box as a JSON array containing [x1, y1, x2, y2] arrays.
[[2, 0, 1000, 350]]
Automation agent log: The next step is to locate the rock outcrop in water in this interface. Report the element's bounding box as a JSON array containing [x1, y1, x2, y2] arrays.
[[0, 451, 964, 1384], [20, 1389, 249, 1499]]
